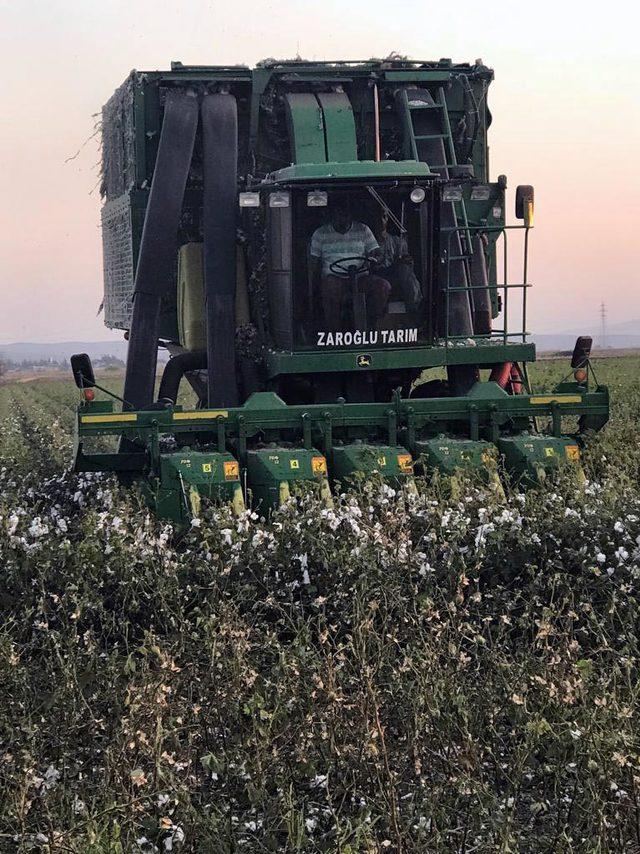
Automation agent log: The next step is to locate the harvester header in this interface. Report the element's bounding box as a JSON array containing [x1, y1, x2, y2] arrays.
[[71, 57, 608, 523]]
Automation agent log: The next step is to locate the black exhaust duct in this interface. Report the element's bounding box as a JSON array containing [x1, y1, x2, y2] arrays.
[[122, 90, 198, 410], [158, 351, 208, 405], [201, 94, 240, 408]]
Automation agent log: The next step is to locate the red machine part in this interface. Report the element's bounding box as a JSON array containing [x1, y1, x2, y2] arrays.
[[490, 362, 524, 395]]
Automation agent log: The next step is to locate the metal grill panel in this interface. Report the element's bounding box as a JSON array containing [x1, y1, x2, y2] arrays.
[[102, 196, 134, 329]]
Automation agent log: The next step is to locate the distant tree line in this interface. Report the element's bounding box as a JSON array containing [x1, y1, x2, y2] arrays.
[[0, 355, 125, 371]]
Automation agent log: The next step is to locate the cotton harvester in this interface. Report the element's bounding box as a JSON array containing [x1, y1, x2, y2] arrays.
[[70, 58, 609, 523]]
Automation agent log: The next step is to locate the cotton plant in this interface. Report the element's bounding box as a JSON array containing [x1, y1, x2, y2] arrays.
[[1, 368, 640, 850]]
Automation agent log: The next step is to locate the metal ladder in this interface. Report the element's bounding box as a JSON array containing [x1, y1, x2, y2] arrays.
[[399, 87, 476, 310], [400, 87, 456, 168]]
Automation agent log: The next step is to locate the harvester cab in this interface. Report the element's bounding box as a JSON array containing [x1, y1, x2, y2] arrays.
[[256, 165, 435, 392], [72, 58, 609, 524]]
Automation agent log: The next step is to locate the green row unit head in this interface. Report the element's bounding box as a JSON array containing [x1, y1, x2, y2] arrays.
[[144, 431, 585, 526]]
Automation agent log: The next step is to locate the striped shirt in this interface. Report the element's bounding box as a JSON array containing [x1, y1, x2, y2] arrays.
[[310, 222, 379, 277]]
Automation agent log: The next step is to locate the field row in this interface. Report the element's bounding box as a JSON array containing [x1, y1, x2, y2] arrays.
[[0, 358, 639, 852]]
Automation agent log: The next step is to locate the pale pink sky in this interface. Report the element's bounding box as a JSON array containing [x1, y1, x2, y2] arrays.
[[1, 0, 638, 343]]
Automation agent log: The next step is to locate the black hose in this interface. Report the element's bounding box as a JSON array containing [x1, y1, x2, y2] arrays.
[[158, 352, 207, 404], [201, 94, 240, 408], [122, 90, 198, 410]]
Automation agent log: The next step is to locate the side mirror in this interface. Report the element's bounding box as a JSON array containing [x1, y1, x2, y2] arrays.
[[571, 336, 592, 369], [70, 353, 95, 389], [515, 185, 534, 227]]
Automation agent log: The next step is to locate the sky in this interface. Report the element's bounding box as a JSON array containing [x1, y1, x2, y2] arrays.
[[1, 0, 638, 343]]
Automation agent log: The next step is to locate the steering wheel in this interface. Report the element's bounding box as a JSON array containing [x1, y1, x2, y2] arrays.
[[329, 255, 371, 278]]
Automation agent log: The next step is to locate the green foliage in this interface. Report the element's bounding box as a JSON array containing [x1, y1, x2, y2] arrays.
[[0, 360, 639, 852]]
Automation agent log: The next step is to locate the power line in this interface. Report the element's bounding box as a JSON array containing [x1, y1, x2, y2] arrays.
[[599, 301, 607, 349]]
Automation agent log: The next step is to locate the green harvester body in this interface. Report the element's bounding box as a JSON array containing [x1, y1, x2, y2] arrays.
[[71, 58, 609, 524]]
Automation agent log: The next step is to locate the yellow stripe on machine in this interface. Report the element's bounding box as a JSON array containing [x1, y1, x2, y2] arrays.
[[81, 413, 138, 424], [172, 410, 229, 421], [530, 395, 582, 405]]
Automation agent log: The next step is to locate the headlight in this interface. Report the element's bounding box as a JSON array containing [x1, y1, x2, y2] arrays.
[[410, 186, 426, 204], [269, 191, 290, 208], [238, 192, 260, 207], [470, 184, 491, 201], [442, 185, 463, 202], [307, 190, 328, 207]]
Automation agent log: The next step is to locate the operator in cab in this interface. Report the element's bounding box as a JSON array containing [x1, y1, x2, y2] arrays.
[[374, 210, 422, 313], [309, 199, 391, 330]]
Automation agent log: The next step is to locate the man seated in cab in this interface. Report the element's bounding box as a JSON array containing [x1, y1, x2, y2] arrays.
[[374, 209, 422, 313], [309, 199, 391, 330]]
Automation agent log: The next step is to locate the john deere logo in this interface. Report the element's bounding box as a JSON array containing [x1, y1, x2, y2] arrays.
[[357, 353, 371, 368]]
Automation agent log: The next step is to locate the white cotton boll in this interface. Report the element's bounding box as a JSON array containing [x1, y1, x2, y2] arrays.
[[596, 553, 606, 564], [41, 765, 60, 790], [614, 521, 625, 533], [252, 530, 271, 548], [321, 510, 340, 531], [475, 523, 495, 548], [135, 837, 158, 853], [163, 824, 185, 851], [28, 518, 49, 538]]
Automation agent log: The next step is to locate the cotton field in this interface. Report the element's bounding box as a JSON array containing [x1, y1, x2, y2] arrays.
[[1, 358, 639, 853]]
